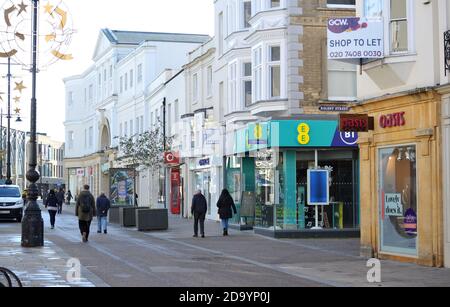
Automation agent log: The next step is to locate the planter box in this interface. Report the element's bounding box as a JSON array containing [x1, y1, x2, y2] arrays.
[[109, 206, 128, 224], [136, 209, 168, 231], [119, 207, 138, 227]]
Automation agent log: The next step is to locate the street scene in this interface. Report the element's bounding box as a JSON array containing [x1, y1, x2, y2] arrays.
[[1, 0, 450, 291]]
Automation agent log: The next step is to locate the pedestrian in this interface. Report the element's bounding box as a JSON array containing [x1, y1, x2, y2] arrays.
[[45, 190, 58, 229], [75, 185, 96, 243], [56, 188, 65, 214], [66, 190, 73, 205], [96, 192, 111, 234], [42, 189, 48, 205], [217, 189, 237, 236], [191, 190, 207, 238]]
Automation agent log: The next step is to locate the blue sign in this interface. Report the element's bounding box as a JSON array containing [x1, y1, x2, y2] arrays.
[[307, 170, 330, 205]]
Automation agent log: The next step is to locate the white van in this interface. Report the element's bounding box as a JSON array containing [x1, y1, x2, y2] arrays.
[[0, 185, 24, 222]]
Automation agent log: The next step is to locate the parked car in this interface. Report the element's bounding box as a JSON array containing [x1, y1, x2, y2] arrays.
[[0, 185, 24, 223]]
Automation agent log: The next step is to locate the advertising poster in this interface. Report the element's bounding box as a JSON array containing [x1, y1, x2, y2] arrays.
[[110, 168, 135, 206], [307, 169, 330, 206], [328, 17, 384, 60]]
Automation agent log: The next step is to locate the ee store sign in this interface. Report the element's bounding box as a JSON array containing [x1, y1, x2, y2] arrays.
[[328, 17, 384, 60]]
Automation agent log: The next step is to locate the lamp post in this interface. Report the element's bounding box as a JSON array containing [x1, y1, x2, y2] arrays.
[[22, 0, 43, 248]]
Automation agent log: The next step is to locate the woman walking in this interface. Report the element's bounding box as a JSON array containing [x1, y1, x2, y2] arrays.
[[217, 189, 237, 236], [45, 190, 59, 229]]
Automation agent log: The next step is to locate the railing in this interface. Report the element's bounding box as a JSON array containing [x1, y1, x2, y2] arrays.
[[444, 30, 450, 76], [0, 268, 23, 287]]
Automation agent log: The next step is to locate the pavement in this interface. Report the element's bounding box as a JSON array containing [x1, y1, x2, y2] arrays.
[[1, 204, 450, 287]]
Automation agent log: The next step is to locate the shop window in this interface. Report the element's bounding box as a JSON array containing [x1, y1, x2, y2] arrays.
[[379, 146, 417, 256]]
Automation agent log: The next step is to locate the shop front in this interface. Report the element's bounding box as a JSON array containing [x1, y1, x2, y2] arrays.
[[354, 90, 444, 267], [227, 118, 361, 237]]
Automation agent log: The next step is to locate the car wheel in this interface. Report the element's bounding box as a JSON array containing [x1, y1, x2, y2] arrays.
[[16, 215, 22, 223]]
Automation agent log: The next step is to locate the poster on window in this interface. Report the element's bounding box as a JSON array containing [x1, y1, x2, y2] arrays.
[[328, 17, 384, 60], [110, 168, 135, 207]]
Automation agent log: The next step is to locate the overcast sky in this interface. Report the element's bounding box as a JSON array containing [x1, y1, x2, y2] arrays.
[[3, 0, 214, 142]]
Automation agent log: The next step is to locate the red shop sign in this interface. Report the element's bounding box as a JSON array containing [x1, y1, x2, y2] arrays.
[[380, 112, 406, 129], [164, 152, 180, 165]]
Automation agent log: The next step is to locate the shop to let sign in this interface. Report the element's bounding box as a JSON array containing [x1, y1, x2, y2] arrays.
[[328, 17, 384, 60]]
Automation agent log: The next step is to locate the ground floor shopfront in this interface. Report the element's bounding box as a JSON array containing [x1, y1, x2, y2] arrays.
[[354, 90, 444, 267], [226, 118, 361, 237], [64, 150, 115, 200]]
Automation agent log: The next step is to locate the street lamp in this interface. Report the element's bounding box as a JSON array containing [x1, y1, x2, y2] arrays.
[[22, 0, 43, 248]]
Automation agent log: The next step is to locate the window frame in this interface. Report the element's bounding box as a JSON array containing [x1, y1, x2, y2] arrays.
[[268, 45, 281, 99]]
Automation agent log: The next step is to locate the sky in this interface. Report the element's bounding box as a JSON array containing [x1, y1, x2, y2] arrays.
[[2, 0, 215, 142]]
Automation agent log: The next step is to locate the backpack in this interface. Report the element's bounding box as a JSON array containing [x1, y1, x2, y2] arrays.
[[80, 195, 91, 214]]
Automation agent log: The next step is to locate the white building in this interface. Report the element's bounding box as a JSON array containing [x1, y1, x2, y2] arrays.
[[64, 29, 209, 200]]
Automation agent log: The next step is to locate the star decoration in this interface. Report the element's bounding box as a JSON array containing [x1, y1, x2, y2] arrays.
[[14, 107, 21, 114], [17, 1, 28, 16], [43, 2, 54, 15], [14, 81, 26, 94], [13, 96, 20, 103]]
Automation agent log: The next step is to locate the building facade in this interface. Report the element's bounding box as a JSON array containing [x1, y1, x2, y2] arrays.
[[64, 29, 209, 202], [211, 0, 359, 235], [36, 133, 65, 193], [353, 0, 450, 267], [0, 126, 26, 189]]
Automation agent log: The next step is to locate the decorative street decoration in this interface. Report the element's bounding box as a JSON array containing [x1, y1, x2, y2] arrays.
[[0, 0, 75, 68], [13, 80, 25, 93]]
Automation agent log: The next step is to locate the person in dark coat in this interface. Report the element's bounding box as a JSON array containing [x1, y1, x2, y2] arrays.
[[217, 189, 237, 236], [45, 190, 59, 229], [66, 190, 73, 205], [191, 190, 207, 238], [96, 193, 111, 234], [75, 185, 96, 243], [56, 188, 65, 214]]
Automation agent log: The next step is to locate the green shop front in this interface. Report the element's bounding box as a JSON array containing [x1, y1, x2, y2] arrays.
[[225, 118, 361, 238]]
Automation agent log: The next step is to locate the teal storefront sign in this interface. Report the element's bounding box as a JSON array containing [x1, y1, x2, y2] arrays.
[[234, 120, 358, 154]]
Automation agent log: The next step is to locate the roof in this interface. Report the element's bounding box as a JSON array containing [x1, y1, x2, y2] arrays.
[[102, 29, 210, 45]]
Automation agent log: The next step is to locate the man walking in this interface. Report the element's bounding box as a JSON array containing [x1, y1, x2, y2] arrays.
[[96, 193, 111, 234], [56, 188, 65, 214], [191, 190, 207, 238], [76, 185, 96, 243]]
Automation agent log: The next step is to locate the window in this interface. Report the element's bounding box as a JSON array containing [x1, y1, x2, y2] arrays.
[[130, 69, 134, 88], [269, 46, 281, 98], [328, 60, 357, 101], [243, 62, 252, 107], [124, 122, 128, 137], [84, 129, 87, 149], [130, 120, 133, 136], [218, 12, 224, 56], [253, 46, 262, 102], [137, 64, 143, 83], [119, 123, 123, 138], [207, 66, 213, 97], [68, 91, 73, 105], [270, 0, 281, 8], [379, 145, 417, 256], [140, 115, 144, 133], [103, 69, 107, 82], [229, 62, 237, 112], [84, 88, 87, 104], [89, 126, 93, 148], [174, 100, 179, 122], [120, 76, 123, 93], [68, 131, 74, 149], [98, 74, 101, 87], [89, 84, 93, 102], [243, 0, 252, 28], [327, 0, 355, 7], [125, 73, 128, 91], [390, 0, 408, 53], [109, 65, 113, 78], [193, 73, 199, 102]]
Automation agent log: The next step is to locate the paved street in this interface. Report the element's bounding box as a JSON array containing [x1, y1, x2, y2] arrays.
[[1, 204, 450, 287]]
